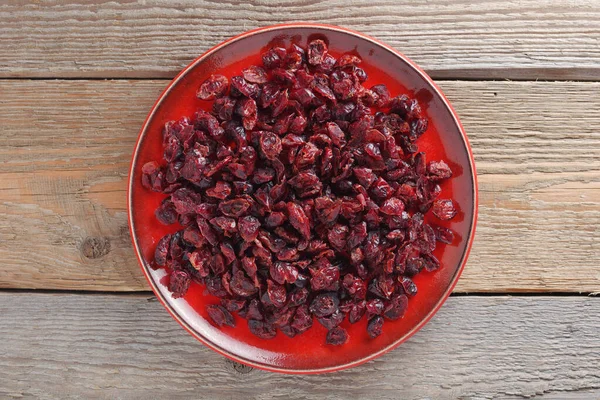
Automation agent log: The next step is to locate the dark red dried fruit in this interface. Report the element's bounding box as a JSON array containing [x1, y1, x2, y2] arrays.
[[168, 270, 190, 298], [231, 76, 260, 98], [367, 315, 384, 338], [432, 199, 458, 220], [155, 198, 178, 225], [380, 197, 405, 216], [242, 65, 268, 84], [259, 131, 283, 160], [366, 298, 385, 316], [230, 270, 258, 297], [318, 309, 344, 330], [197, 74, 229, 100], [248, 319, 277, 339], [207, 304, 236, 327], [267, 280, 287, 308], [383, 294, 408, 320], [326, 326, 348, 346], [434, 225, 455, 244], [238, 215, 260, 242], [310, 264, 340, 291], [309, 292, 339, 317], [287, 202, 311, 239], [270, 261, 298, 285], [146, 40, 457, 345], [291, 305, 313, 333], [219, 198, 250, 217], [307, 39, 327, 65]]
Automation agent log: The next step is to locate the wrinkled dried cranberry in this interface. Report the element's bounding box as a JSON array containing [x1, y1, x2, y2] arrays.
[[230, 270, 258, 297], [310, 264, 340, 291], [259, 131, 282, 160], [168, 270, 190, 298], [383, 294, 408, 320], [399, 276, 418, 297], [230, 76, 259, 98], [155, 198, 178, 225], [207, 304, 236, 327], [432, 199, 458, 220], [307, 39, 327, 65], [218, 198, 250, 217], [366, 298, 385, 316], [326, 326, 348, 346], [309, 292, 339, 317], [318, 309, 344, 330], [367, 315, 384, 338], [267, 280, 287, 308], [434, 225, 455, 244], [248, 319, 277, 339], [238, 215, 260, 242], [270, 261, 298, 285], [287, 202, 311, 239], [197, 74, 229, 100], [242, 65, 268, 84], [291, 305, 313, 333], [380, 197, 405, 216]]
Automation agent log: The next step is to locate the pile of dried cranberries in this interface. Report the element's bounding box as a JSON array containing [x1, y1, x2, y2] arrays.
[[141, 39, 457, 345]]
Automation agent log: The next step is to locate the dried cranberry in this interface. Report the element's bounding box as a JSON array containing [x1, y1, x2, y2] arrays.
[[230, 270, 258, 297], [326, 326, 348, 346], [242, 65, 268, 84], [310, 264, 340, 291], [367, 315, 384, 338], [154, 234, 171, 267], [317, 309, 344, 330], [248, 319, 277, 339], [267, 280, 287, 308], [230, 76, 259, 98], [168, 270, 190, 298], [155, 198, 178, 225], [238, 216, 261, 242], [380, 197, 405, 216], [434, 225, 455, 244], [287, 202, 311, 239], [307, 39, 327, 65], [207, 304, 236, 327], [262, 47, 286, 69], [309, 292, 339, 317], [197, 74, 229, 100], [383, 294, 408, 320], [218, 198, 250, 217], [291, 305, 313, 333], [432, 199, 458, 220], [259, 131, 283, 160]]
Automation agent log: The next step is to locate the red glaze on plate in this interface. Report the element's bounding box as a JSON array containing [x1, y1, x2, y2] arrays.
[[128, 23, 478, 374]]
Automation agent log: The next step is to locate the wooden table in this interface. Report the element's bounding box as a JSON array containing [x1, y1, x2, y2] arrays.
[[1, 1, 599, 398]]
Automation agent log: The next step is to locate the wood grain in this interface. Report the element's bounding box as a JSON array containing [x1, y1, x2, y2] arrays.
[[1, 1, 600, 80], [0, 293, 598, 399], [1, 79, 599, 292]]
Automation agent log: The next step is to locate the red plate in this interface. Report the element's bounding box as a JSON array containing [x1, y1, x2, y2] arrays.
[[128, 23, 477, 374]]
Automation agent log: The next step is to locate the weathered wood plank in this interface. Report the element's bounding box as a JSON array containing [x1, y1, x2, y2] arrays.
[[0, 293, 598, 399], [1, 1, 600, 80], [1, 80, 599, 292]]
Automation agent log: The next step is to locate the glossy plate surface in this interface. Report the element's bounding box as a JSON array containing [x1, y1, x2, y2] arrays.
[[128, 23, 477, 374]]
